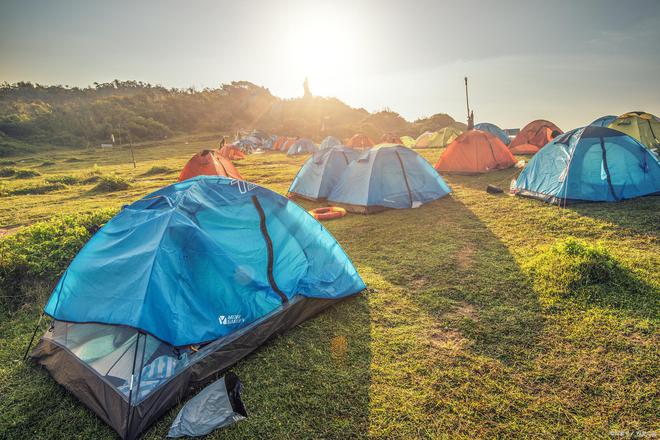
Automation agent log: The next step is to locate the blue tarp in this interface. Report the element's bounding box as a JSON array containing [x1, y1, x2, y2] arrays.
[[474, 123, 511, 145], [515, 126, 660, 203], [287, 138, 317, 156], [327, 144, 451, 211], [44, 176, 365, 346], [288, 146, 359, 200], [589, 115, 617, 127]]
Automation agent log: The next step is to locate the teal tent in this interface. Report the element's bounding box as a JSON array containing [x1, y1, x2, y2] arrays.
[[288, 146, 359, 200], [328, 144, 451, 213], [515, 126, 660, 204]]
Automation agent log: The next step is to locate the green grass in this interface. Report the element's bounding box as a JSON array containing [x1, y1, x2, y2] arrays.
[[0, 140, 658, 439]]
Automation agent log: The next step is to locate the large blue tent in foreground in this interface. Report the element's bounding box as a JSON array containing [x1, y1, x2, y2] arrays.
[[288, 146, 359, 201], [328, 144, 451, 213], [32, 176, 365, 439], [515, 126, 660, 204]]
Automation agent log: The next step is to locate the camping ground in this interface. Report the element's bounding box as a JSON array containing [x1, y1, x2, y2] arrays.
[[0, 136, 658, 439]]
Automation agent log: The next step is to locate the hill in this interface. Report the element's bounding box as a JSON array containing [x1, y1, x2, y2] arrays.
[[0, 80, 462, 155]]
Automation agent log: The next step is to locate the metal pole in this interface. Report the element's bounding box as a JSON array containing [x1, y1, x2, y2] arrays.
[[129, 138, 136, 168], [124, 332, 141, 438], [464, 77, 470, 121]]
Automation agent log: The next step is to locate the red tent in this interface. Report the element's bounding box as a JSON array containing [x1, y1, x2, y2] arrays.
[[509, 120, 562, 154], [380, 133, 402, 144], [345, 134, 374, 150], [218, 145, 246, 160], [434, 130, 516, 174], [178, 150, 243, 181], [271, 137, 287, 151]]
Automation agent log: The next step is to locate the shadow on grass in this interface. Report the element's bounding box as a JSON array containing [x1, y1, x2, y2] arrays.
[[568, 196, 660, 235], [325, 195, 543, 366], [443, 167, 522, 193]]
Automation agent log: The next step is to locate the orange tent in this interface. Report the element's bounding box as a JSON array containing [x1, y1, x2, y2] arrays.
[[434, 130, 516, 174], [380, 133, 401, 144], [218, 145, 246, 160], [272, 137, 287, 151], [346, 134, 375, 150], [279, 137, 297, 152], [178, 150, 243, 181], [509, 120, 562, 155]]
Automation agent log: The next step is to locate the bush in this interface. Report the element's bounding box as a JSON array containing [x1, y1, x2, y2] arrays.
[[524, 237, 651, 309], [8, 182, 66, 195], [91, 174, 131, 192], [0, 166, 16, 177], [0, 209, 117, 311], [45, 175, 81, 185], [142, 165, 173, 176], [14, 168, 41, 178]]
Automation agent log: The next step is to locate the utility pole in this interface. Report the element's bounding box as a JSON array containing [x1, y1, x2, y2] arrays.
[[129, 138, 136, 168], [464, 77, 470, 121], [464, 77, 474, 130]]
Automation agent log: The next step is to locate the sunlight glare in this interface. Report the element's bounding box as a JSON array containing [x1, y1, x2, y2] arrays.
[[284, 9, 358, 96]]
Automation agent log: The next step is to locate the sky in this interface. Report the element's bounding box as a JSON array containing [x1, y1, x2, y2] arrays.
[[1, 0, 659, 130]]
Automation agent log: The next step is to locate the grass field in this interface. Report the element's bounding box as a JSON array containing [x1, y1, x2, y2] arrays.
[[0, 135, 658, 439]]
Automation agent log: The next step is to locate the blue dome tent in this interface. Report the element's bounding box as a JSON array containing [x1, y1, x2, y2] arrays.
[[287, 138, 317, 155], [288, 146, 359, 201], [515, 126, 660, 204], [474, 122, 511, 145], [31, 176, 365, 439], [589, 115, 617, 127], [328, 144, 451, 213], [319, 136, 342, 150]]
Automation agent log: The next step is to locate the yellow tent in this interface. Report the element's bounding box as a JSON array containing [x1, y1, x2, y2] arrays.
[[415, 127, 463, 148], [400, 136, 416, 148], [608, 112, 660, 152]]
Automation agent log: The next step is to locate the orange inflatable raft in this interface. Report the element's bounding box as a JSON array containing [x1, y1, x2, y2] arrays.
[[308, 206, 347, 221]]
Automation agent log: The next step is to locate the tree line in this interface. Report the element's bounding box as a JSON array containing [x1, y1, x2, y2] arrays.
[[0, 80, 464, 155]]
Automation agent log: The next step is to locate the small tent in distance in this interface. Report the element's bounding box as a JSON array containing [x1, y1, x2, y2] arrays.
[[607, 111, 660, 153], [328, 144, 451, 213], [380, 133, 402, 144], [514, 126, 660, 204], [345, 133, 374, 150], [319, 136, 342, 150], [219, 145, 246, 160], [509, 119, 562, 155], [400, 136, 416, 148], [435, 130, 516, 174], [415, 127, 462, 148], [474, 122, 511, 145], [178, 150, 243, 181], [287, 138, 317, 156], [288, 146, 359, 201]]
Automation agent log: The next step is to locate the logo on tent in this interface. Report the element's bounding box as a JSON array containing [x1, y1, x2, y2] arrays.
[[230, 179, 257, 194], [218, 314, 244, 325]]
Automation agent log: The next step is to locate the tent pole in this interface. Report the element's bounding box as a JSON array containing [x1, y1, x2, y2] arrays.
[[22, 313, 44, 361], [124, 332, 141, 439]]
